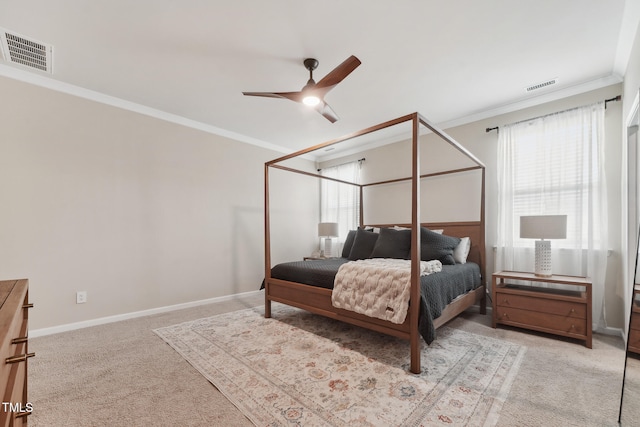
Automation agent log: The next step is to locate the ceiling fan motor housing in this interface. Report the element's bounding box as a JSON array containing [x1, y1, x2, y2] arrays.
[[303, 58, 319, 71]]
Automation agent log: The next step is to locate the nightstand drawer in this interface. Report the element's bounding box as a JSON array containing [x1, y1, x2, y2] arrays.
[[495, 292, 586, 319], [496, 307, 587, 336]]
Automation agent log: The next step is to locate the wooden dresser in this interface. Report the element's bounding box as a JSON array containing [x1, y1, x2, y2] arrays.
[[628, 285, 640, 355], [0, 279, 34, 426], [492, 271, 592, 348]]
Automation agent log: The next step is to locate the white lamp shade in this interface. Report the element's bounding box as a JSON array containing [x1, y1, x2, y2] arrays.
[[520, 215, 567, 239], [318, 222, 339, 237]]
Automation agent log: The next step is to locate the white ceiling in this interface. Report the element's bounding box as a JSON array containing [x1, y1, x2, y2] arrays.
[[0, 0, 638, 155]]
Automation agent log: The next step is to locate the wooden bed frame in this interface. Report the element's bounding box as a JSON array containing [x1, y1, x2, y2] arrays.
[[264, 113, 486, 374]]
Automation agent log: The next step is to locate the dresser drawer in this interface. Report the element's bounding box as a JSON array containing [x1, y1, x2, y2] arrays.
[[0, 289, 28, 401], [629, 328, 640, 354], [2, 356, 29, 426], [495, 306, 587, 336], [631, 311, 640, 331], [495, 291, 586, 319], [0, 279, 31, 427]]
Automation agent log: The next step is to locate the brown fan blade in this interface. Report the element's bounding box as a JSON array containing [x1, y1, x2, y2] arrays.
[[315, 55, 361, 95], [315, 101, 339, 123], [242, 91, 303, 103]]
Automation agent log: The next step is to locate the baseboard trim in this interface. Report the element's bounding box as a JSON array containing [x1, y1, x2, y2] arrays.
[[30, 290, 263, 338], [597, 325, 624, 338]]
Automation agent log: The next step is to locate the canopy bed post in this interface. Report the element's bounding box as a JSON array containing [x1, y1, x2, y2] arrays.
[[409, 113, 422, 374], [479, 167, 487, 314], [264, 163, 272, 318], [359, 185, 364, 227]]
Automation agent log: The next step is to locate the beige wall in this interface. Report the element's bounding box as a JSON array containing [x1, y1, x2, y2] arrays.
[[0, 76, 318, 330]]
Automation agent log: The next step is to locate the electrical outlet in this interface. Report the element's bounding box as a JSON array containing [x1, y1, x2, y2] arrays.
[[76, 291, 87, 304]]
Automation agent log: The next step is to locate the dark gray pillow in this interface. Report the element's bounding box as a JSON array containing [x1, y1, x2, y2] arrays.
[[341, 230, 357, 258], [371, 228, 411, 259], [348, 228, 379, 260], [420, 227, 460, 265]]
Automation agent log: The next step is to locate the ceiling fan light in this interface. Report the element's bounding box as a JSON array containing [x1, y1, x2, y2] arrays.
[[302, 95, 320, 106]]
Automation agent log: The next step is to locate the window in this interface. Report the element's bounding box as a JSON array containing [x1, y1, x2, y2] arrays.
[[496, 101, 608, 330], [504, 116, 603, 248], [319, 161, 361, 243]]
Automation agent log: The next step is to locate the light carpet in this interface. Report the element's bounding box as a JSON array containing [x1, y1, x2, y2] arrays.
[[154, 303, 526, 426]]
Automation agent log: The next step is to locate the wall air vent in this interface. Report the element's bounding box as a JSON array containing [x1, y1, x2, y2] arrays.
[[525, 78, 557, 92], [0, 28, 53, 73]]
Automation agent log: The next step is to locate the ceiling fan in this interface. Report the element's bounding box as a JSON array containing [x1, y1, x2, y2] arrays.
[[242, 55, 361, 123]]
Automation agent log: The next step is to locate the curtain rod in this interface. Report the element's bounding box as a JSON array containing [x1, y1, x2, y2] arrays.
[[317, 157, 365, 172], [485, 95, 622, 133]]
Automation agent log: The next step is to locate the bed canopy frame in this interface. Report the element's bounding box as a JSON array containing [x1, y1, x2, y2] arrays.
[[264, 112, 486, 374]]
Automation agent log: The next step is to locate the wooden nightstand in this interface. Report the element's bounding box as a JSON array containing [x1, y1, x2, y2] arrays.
[[492, 271, 592, 348]]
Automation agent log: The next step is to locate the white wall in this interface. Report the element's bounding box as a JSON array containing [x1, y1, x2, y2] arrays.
[[0, 76, 318, 330]]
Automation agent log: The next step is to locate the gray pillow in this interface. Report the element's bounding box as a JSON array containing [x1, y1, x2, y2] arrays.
[[348, 228, 379, 260], [420, 227, 460, 265], [341, 230, 357, 258], [371, 227, 411, 259]]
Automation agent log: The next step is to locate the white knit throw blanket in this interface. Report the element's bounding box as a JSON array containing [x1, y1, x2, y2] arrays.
[[331, 258, 442, 324]]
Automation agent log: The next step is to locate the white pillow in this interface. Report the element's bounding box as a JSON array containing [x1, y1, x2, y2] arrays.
[[453, 237, 471, 264]]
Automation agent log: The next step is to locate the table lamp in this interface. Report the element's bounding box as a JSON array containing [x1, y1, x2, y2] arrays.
[[318, 222, 339, 257], [520, 215, 567, 277]]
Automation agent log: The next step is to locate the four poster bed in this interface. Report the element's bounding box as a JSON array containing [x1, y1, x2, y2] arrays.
[[263, 113, 486, 374]]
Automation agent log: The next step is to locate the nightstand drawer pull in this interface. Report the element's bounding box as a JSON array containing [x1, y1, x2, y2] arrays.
[[6, 352, 35, 364], [11, 336, 28, 344], [22, 303, 33, 309], [15, 410, 32, 419], [501, 313, 509, 319]]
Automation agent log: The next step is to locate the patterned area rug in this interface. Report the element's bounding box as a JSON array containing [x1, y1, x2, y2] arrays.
[[154, 304, 525, 426]]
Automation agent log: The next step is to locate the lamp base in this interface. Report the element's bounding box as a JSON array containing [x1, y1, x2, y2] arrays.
[[534, 239, 552, 277], [323, 238, 333, 258]]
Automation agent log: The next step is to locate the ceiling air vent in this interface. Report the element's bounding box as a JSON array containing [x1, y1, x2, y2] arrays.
[[0, 28, 53, 73], [525, 78, 557, 92]]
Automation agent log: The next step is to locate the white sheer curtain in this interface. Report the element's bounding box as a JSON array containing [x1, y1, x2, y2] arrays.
[[320, 161, 361, 252], [496, 102, 608, 330]]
